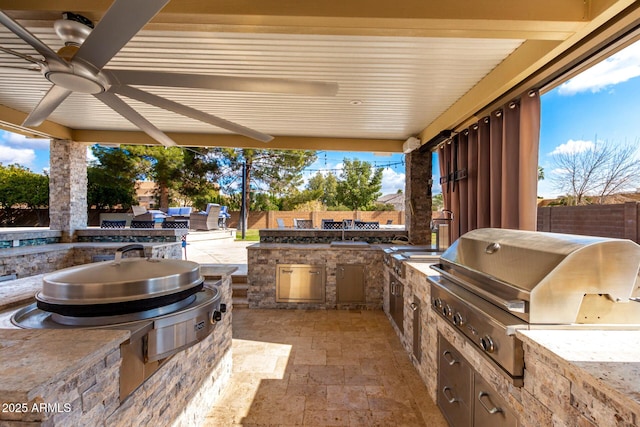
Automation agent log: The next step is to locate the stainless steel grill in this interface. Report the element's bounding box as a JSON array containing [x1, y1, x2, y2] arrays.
[[428, 228, 640, 384]]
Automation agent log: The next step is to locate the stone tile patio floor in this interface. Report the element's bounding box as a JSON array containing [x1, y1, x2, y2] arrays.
[[203, 308, 447, 426], [187, 237, 446, 425]]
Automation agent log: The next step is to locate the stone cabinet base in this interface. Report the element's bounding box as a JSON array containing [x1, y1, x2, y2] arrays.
[[390, 260, 640, 427], [247, 243, 383, 309]]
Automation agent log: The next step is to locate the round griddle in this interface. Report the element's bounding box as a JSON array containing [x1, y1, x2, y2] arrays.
[[35, 257, 203, 317]]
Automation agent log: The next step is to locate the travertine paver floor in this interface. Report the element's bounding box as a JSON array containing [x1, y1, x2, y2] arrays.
[[204, 309, 447, 426]]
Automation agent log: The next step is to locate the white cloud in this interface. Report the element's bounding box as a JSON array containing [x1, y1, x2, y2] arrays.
[[0, 145, 36, 167], [558, 41, 640, 95], [1, 130, 49, 149], [86, 147, 98, 163], [381, 168, 405, 195], [549, 139, 595, 155]]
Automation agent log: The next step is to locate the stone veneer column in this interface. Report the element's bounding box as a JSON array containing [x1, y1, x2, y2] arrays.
[[405, 150, 432, 245], [49, 139, 88, 242]]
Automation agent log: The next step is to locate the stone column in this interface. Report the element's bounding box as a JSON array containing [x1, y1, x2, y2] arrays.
[[49, 139, 88, 242], [405, 150, 433, 245]]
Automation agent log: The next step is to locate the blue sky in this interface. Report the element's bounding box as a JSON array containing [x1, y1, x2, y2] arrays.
[[1, 41, 639, 198]]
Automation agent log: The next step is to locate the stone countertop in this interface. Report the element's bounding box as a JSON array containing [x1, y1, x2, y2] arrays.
[[0, 228, 62, 241], [199, 264, 238, 276], [0, 328, 128, 402], [0, 275, 44, 311], [517, 329, 640, 407], [248, 242, 384, 250]]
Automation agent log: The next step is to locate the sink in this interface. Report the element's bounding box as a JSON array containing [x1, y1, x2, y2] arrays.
[[330, 241, 370, 248]]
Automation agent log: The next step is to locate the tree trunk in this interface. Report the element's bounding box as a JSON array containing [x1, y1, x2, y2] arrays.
[[244, 159, 252, 213], [159, 182, 169, 209]]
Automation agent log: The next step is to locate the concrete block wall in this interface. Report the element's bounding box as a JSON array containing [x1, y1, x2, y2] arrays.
[[537, 202, 639, 242]]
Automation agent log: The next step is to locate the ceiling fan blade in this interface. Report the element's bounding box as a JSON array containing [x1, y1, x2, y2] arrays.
[[114, 85, 274, 143], [0, 65, 39, 72], [95, 91, 177, 147], [0, 46, 44, 65], [110, 70, 339, 96], [74, 0, 169, 70], [23, 85, 72, 127], [0, 11, 69, 69]]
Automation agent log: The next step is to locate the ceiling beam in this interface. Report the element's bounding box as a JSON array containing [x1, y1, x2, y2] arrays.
[[0, 104, 72, 140], [71, 129, 404, 153], [0, 0, 595, 40]]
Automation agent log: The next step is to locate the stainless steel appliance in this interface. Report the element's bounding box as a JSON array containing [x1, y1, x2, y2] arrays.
[[429, 228, 640, 385], [9, 245, 226, 400], [384, 246, 439, 334], [276, 264, 326, 303], [430, 228, 640, 427]]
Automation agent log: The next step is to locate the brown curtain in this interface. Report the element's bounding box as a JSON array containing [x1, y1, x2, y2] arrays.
[[437, 90, 541, 236]]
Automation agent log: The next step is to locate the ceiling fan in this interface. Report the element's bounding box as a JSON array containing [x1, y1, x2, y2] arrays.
[[0, 0, 338, 145]]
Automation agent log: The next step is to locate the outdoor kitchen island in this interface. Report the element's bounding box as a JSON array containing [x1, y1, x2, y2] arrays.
[[247, 231, 640, 427], [0, 265, 235, 427], [391, 229, 640, 427]]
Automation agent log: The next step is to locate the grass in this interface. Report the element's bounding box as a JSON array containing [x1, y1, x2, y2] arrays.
[[235, 228, 260, 241]]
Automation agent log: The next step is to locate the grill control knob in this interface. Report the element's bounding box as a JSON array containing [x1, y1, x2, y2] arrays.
[[442, 304, 452, 318], [220, 303, 227, 313], [213, 310, 222, 322], [480, 335, 495, 353], [453, 312, 464, 326], [433, 298, 443, 309]]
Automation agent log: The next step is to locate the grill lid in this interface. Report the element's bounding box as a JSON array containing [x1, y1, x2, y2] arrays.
[[439, 229, 640, 324], [37, 258, 203, 306], [441, 228, 640, 300]]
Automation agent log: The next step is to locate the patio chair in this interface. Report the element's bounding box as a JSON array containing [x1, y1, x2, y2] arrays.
[[218, 205, 231, 228], [130, 220, 155, 229], [132, 206, 167, 223], [322, 220, 343, 229], [100, 220, 126, 229], [190, 203, 221, 230], [354, 221, 379, 229], [294, 218, 313, 229]]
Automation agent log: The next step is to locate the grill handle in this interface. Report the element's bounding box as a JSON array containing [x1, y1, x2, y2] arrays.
[[114, 244, 145, 263]]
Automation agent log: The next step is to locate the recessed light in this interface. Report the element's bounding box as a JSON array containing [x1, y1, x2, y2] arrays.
[[349, 100, 363, 105]]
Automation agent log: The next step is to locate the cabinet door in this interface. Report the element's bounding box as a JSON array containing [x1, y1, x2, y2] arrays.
[[336, 264, 365, 303], [276, 264, 325, 302], [438, 334, 472, 427], [473, 374, 518, 427]]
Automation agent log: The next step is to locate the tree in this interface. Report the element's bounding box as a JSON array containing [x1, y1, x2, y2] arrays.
[[335, 159, 383, 210], [219, 149, 317, 212], [125, 146, 185, 210], [179, 148, 221, 208], [549, 139, 640, 205], [307, 172, 338, 207], [0, 163, 49, 225], [89, 145, 222, 210], [88, 145, 139, 209]]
